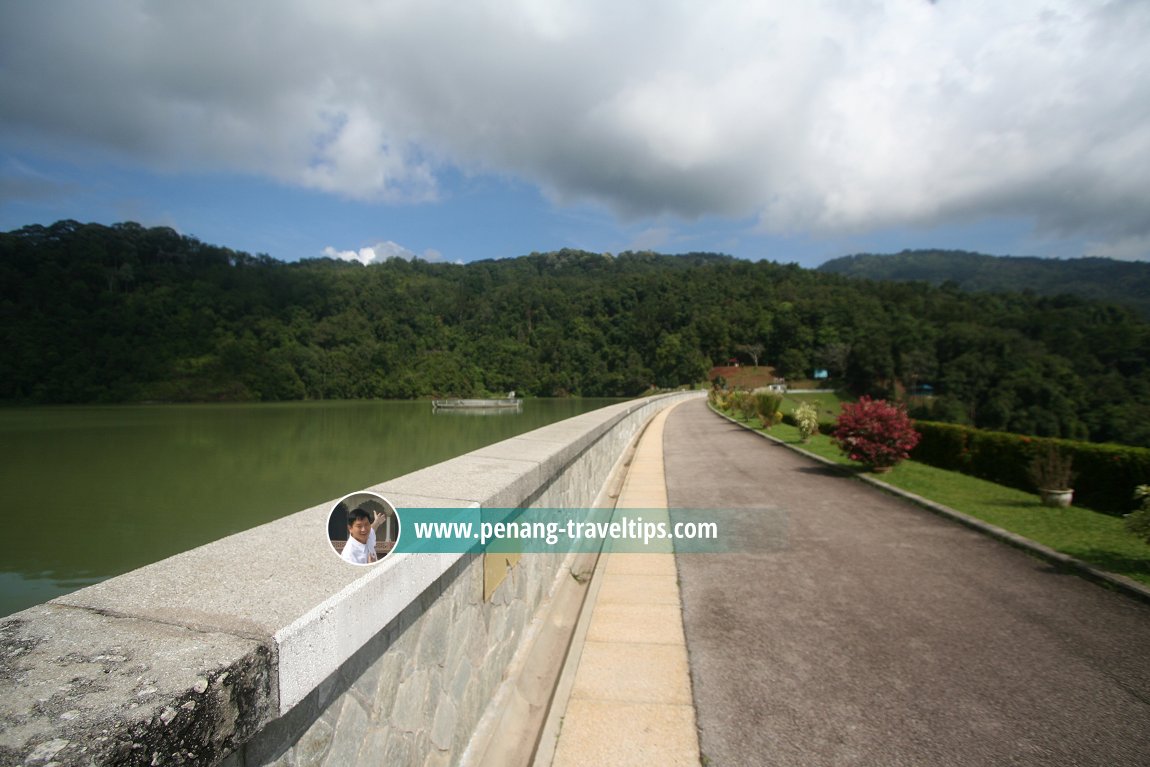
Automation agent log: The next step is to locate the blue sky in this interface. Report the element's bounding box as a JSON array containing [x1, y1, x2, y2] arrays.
[[2, 1, 1148, 268]]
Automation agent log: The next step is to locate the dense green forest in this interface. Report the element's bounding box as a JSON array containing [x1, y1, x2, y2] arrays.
[[3, 220, 1150, 447], [819, 249, 1150, 319]]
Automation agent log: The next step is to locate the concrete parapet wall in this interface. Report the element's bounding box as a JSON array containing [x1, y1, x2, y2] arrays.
[[0, 392, 702, 767]]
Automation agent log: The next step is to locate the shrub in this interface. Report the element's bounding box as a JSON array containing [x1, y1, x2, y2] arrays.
[[755, 392, 783, 430], [909, 421, 971, 472], [727, 390, 757, 422], [832, 396, 921, 470], [794, 401, 820, 442], [707, 388, 724, 408]]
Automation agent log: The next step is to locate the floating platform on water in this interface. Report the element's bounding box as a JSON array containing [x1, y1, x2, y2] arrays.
[[431, 397, 522, 411]]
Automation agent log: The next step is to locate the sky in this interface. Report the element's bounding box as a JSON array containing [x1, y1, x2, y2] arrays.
[[2, 0, 1149, 268]]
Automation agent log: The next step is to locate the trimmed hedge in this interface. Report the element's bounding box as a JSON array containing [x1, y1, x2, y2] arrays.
[[911, 421, 1150, 514], [772, 408, 1149, 514], [781, 412, 837, 435]]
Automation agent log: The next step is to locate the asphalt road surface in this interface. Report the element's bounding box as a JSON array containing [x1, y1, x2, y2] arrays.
[[665, 398, 1150, 766]]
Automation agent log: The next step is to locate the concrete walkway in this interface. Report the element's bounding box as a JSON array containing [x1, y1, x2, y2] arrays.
[[664, 398, 1150, 766], [545, 405, 701, 767]]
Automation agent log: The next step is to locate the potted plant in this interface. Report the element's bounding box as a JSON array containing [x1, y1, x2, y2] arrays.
[[1028, 444, 1076, 507], [1125, 485, 1150, 543]]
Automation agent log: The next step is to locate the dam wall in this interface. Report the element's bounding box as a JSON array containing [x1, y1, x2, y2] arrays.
[[0, 391, 703, 767]]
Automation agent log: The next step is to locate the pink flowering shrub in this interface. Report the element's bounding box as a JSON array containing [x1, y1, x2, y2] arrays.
[[832, 396, 921, 471]]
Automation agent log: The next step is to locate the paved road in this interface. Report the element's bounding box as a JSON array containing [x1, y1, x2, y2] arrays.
[[664, 398, 1150, 766]]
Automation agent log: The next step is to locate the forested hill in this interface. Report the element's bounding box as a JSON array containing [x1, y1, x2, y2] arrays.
[[4, 220, 1150, 447], [818, 249, 1150, 319]]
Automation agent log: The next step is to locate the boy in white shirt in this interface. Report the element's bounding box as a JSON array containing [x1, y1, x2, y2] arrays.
[[340, 506, 384, 564]]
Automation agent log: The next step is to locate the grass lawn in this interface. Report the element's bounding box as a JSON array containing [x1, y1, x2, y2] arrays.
[[780, 391, 846, 420], [717, 407, 1150, 588]]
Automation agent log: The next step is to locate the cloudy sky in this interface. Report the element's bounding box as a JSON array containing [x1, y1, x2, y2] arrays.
[[2, 0, 1148, 267]]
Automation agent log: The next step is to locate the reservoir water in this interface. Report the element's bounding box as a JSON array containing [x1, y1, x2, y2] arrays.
[[0, 398, 622, 618]]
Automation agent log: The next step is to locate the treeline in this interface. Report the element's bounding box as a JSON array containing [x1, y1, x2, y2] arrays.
[[3, 220, 1150, 447], [819, 249, 1150, 320]]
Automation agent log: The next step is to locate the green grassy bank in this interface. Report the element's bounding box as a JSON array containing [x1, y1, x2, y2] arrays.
[[717, 404, 1150, 589]]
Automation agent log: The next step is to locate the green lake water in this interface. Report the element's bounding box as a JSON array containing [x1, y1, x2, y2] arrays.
[[0, 398, 622, 618]]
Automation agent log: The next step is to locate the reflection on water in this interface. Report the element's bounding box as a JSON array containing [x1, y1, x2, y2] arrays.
[[0, 398, 621, 617]]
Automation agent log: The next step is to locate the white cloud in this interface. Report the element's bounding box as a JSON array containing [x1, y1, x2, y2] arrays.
[[322, 241, 412, 265], [322, 241, 446, 264], [301, 108, 438, 202], [2, 0, 1148, 249]]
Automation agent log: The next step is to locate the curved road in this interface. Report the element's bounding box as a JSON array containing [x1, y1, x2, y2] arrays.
[[665, 398, 1150, 766]]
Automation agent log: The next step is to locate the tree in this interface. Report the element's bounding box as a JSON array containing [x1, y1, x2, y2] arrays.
[[736, 342, 764, 367], [4, 220, 1150, 449], [654, 332, 709, 388], [814, 342, 851, 378], [844, 336, 895, 397], [776, 348, 809, 379]]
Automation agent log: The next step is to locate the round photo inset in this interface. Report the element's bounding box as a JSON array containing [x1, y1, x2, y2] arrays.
[[327, 491, 400, 565]]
